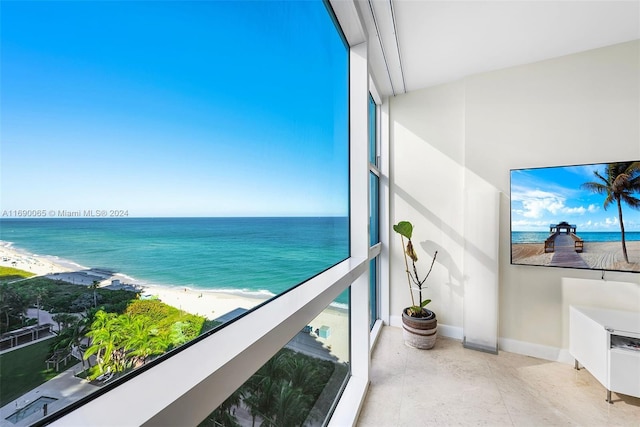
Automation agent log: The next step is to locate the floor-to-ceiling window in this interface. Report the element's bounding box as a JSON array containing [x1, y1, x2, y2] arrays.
[[368, 94, 380, 330], [200, 290, 350, 426], [1, 1, 352, 425]]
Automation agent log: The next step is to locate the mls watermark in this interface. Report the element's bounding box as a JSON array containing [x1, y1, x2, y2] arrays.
[[1, 209, 130, 218]]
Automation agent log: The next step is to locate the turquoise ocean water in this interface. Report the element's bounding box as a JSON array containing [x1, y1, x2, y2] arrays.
[[0, 217, 350, 303], [512, 231, 640, 244]]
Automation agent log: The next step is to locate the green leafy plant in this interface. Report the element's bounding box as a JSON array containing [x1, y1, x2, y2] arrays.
[[393, 221, 438, 317]]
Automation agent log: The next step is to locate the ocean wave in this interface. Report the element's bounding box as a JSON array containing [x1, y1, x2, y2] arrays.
[[42, 255, 90, 271], [113, 272, 145, 284], [196, 287, 276, 298], [3, 239, 351, 311], [0, 217, 351, 306]]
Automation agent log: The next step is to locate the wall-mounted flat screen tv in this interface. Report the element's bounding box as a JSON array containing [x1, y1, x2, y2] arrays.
[[510, 161, 640, 273]]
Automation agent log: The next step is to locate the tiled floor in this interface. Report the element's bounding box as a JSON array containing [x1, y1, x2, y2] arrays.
[[356, 326, 640, 426]]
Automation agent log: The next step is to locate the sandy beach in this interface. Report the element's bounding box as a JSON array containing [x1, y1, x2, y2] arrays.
[[0, 243, 70, 276], [510, 243, 553, 266], [512, 240, 640, 272], [0, 242, 350, 362], [136, 285, 349, 362]]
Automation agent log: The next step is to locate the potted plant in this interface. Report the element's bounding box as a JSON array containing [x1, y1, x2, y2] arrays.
[[393, 220, 438, 349]]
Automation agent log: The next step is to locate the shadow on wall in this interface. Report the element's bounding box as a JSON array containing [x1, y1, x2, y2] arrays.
[[394, 183, 466, 299], [395, 182, 501, 280], [420, 240, 464, 299]]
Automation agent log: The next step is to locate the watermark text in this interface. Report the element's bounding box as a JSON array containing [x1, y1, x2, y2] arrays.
[[2, 209, 130, 218]]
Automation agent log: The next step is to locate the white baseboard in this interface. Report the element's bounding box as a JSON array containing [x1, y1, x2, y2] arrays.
[[439, 324, 464, 340], [389, 315, 463, 340], [388, 314, 402, 328], [498, 337, 573, 364], [387, 317, 572, 364]]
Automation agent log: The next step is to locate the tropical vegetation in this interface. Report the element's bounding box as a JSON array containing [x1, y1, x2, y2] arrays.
[[199, 348, 347, 427], [0, 276, 136, 334], [83, 300, 206, 379], [1, 270, 217, 392], [582, 161, 640, 263], [1, 271, 345, 424]]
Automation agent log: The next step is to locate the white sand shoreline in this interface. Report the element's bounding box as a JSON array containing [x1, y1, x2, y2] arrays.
[[511, 240, 640, 272], [0, 242, 350, 362]]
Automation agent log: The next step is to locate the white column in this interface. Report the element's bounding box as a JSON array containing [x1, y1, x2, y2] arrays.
[[378, 96, 391, 326], [329, 40, 370, 426], [350, 40, 370, 377], [462, 169, 499, 353]]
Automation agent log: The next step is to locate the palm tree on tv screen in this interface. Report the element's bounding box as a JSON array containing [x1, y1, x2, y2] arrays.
[[581, 161, 640, 263]]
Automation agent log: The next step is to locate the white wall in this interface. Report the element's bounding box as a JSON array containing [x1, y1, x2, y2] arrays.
[[389, 82, 466, 334], [389, 40, 640, 360]]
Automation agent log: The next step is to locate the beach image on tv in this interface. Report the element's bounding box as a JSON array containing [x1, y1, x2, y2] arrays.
[[510, 161, 640, 273]]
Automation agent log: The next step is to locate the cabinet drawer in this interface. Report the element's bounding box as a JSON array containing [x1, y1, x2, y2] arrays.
[[609, 348, 640, 398]]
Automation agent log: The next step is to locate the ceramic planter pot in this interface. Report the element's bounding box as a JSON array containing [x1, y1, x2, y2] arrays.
[[402, 309, 437, 349]]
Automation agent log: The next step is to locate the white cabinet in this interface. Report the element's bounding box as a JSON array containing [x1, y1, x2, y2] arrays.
[[569, 305, 640, 403]]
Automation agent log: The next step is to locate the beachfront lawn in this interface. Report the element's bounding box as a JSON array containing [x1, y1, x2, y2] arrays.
[[0, 266, 35, 283], [0, 339, 76, 406]]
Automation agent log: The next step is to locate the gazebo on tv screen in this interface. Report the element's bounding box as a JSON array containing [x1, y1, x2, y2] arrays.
[[510, 161, 640, 273]]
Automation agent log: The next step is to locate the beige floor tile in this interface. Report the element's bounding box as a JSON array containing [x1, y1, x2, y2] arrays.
[[356, 326, 640, 427]]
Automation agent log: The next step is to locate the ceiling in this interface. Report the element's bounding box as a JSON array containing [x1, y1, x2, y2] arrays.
[[355, 1, 640, 97]]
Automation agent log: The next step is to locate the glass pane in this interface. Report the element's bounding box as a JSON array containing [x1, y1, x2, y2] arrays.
[[0, 0, 348, 422], [199, 292, 350, 426], [368, 94, 377, 166], [369, 172, 380, 246], [369, 258, 378, 329]]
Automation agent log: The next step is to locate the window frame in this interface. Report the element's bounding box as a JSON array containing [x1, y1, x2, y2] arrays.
[[40, 1, 374, 426], [368, 91, 380, 330], [44, 258, 366, 426]]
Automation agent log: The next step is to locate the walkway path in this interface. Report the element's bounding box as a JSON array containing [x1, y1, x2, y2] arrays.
[[0, 362, 99, 427], [0, 310, 96, 427], [549, 234, 589, 268]]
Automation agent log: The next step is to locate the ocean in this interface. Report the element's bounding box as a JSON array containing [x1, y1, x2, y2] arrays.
[[512, 231, 640, 244], [0, 217, 350, 303]]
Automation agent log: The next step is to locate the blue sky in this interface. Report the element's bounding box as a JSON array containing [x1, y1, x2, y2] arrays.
[[1, 1, 349, 217], [511, 163, 640, 233]]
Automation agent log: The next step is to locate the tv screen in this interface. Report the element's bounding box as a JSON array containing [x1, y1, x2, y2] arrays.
[[510, 161, 640, 273]]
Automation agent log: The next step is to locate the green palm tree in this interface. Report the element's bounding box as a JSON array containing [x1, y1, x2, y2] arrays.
[[52, 313, 78, 332], [68, 315, 90, 369], [200, 389, 243, 427], [0, 283, 29, 332], [244, 377, 278, 427], [124, 315, 168, 366], [246, 350, 291, 423], [108, 314, 133, 371], [582, 161, 640, 263], [288, 357, 319, 396], [262, 381, 309, 427], [28, 286, 48, 327], [89, 280, 100, 308], [255, 351, 290, 384], [84, 310, 118, 376], [50, 313, 87, 364]]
